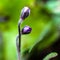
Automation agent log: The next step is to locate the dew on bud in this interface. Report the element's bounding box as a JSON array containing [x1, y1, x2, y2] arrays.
[[20, 7, 30, 20], [22, 26, 32, 34]]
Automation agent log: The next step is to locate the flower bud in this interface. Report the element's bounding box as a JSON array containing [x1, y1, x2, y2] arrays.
[[20, 7, 30, 20], [22, 26, 32, 34]]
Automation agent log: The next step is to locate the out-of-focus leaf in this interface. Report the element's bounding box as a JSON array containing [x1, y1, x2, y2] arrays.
[[29, 21, 58, 53], [43, 52, 58, 60]]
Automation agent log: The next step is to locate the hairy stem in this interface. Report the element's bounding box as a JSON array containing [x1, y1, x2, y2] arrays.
[[18, 20, 21, 52], [16, 19, 22, 60]]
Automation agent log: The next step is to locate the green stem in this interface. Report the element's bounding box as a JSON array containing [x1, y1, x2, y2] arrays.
[[16, 18, 22, 60]]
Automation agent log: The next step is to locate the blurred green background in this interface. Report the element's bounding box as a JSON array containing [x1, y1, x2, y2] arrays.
[[0, 0, 60, 60]]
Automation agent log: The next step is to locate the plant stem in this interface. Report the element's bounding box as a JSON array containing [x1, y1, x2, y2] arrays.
[[16, 19, 22, 60], [18, 20, 21, 52], [16, 35, 20, 60]]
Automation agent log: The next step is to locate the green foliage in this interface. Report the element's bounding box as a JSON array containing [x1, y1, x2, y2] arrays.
[[43, 52, 58, 60], [0, 0, 60, 60]]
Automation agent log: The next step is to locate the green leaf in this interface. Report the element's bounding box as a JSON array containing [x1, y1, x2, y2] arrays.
[[43, 52, 58, 60]]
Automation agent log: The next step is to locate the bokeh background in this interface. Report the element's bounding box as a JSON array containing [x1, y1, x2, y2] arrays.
[[0, 0, 60, 60]]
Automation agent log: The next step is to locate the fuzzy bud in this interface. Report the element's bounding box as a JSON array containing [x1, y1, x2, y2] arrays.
[[20, 7, 30, 20], [22, 26, 32, 34]]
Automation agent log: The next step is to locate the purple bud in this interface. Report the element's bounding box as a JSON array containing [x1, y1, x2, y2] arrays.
[[20, 7, 30, 20], [22, 26, 32, 34]]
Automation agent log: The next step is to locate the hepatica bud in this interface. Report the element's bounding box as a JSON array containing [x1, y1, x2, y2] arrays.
[[22, 26, 32, 34], [20, 7, 30, 20]]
